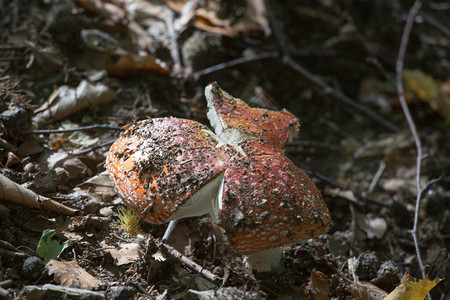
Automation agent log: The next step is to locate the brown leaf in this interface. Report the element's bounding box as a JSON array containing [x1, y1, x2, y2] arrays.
[[0, 173, 78, 216], [46, 259, 101, 289], [106, 53, 170, 76], [100, 241, 141, 266], [33, 80, 117, 126], [349, 281, 388, 300], [307, 269, 330, 300]]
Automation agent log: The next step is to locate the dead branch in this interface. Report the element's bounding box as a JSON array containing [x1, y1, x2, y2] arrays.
[[162, 220, 179, 242], [151, 236, 221, 284], [192, 51, 278, 80], [282, 56, 399, 133], [73, 139, 116, 155], [23, 284, 105, 299], [264, 0, 399, 133], [394, 3, 440, 299], [28, 124, 122, 134]]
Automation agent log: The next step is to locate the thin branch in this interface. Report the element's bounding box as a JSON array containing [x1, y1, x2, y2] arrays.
[[151, 236, 221, 284], [192, 51, 278, 80], [27, 124, 122, 134], [264, 0, 399, 133], [395, 0, 429, 282], [0, 44, 27, 51], [282, 55, 399, 133], [162, 220, 179, 242], [73, 139, 116, 155]]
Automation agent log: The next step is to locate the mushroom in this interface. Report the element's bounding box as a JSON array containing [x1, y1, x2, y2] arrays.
[[205, 83, 331, 272], [106, 83, 331, 273], [106, 118, 230, 223]]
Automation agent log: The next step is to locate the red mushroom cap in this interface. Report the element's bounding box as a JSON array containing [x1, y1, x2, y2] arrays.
[[106, 118, 229, 223], [219, 151, 331, 255], [205, 82, 299, 154], [205, 83, 330, 255]]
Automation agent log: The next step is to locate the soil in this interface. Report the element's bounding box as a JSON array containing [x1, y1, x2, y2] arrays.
[[0, 0, 449, 299]]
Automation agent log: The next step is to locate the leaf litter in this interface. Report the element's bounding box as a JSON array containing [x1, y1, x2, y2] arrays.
[[0, 0, 448, 299]]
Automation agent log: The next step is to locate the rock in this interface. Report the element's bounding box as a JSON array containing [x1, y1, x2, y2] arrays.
[[111, 286, 135, 300], [22, 257, 44, 281]]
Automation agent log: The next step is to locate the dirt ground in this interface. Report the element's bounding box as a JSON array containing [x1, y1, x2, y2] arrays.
[[0, 0, 449, 299]]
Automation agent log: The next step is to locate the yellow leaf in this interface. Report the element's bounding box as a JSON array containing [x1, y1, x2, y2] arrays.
[[403, 69, 439, 104], [384, 276, 443, 300]]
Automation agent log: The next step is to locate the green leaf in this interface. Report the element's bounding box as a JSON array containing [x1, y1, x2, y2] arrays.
[[36, 229, 69, 263]]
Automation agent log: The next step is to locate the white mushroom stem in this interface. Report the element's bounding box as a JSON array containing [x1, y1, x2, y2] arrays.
[[244, 247, 283, 273], [167, 172, 225, 222]]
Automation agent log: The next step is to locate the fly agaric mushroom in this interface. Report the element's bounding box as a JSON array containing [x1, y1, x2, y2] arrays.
[[106, 83, 331, 273], [205, 83, 331, 272], [205, 83, 299, 155], [106, 118, 231, 223]]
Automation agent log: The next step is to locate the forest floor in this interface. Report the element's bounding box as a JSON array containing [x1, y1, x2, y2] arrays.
[[0, 0, 449, 299]]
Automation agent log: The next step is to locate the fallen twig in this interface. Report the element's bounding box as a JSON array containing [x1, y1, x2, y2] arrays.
[[0, 44, 28, 51], [162, 220, 179, 242], [264, 0, 399, 133], [28, 124, 122, 134], [192, 51, 278, 80], [395, 3, 440, 299], [0, 248, 29, 258], [151, 236, 221, 284], [73, 139, 117, 155], [282, 55, 399, 133], [23, 284, 105, 299]]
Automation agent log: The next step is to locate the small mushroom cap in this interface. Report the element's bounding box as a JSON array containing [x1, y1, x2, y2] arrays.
[[218, 149, 331, 255], [106, 118, 229, 223], [205, 82, 299, 152]]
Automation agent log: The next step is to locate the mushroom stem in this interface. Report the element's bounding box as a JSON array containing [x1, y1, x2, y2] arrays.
[[167, 172, 225, 222], [244, 247, 283, 273]]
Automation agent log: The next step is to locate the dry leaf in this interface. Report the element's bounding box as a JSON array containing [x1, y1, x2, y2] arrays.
[[384, 274, 442, 300], [46, 259, 101, 289], [349, 281, 388, 300], [307, 269, 330, 300], [101, 241, 141, 266], [75, 170, 116, 203], [351, 207, 387, 242], [403, 69, 439, 107], [438, 79, 450, 121], [106, 53, 170, 76], [234, 0, 270, 36], [193, 8, 237, 37], [324, 187, 358, 203], [33, 80, 117, 126], [354, 132, 412, 157], [364, 215, 387, 239], [0, 173, 78, 215], [75, 0, 126, 23]]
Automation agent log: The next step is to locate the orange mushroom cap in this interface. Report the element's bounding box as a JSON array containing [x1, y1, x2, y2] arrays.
[[205, 82, 300, 154], [106, 118, 230, 223]]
